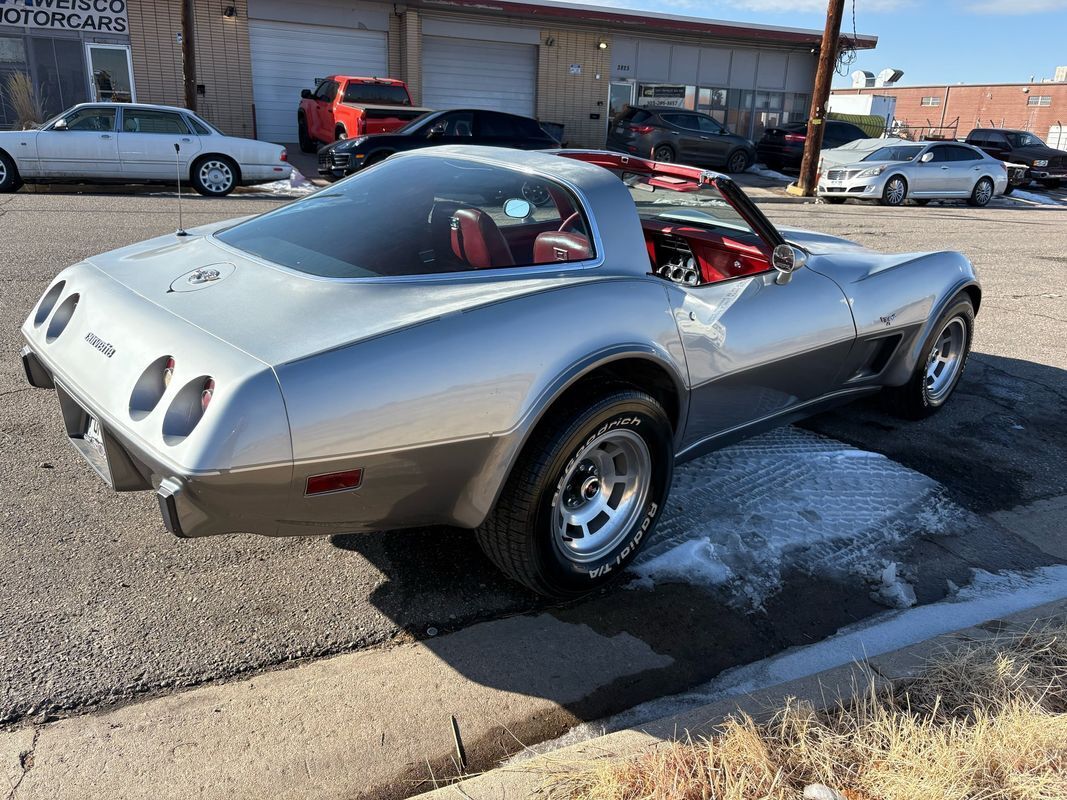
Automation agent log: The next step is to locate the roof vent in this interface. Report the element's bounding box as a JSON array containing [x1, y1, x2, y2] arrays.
[[875, 68, 904, 87], [851, 70, 875, 88]]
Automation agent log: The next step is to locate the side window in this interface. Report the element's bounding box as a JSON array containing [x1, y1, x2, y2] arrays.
[[697, 116, 724, 134], [186, 115, 212, 135], [948, 145, 981, 162], [629, 109, 652, 124], [426, 111, 474, 137], [313, 80, 337, 102], [662, 113, 698, 130], [990, 134, 1010, 148], [927, 146, 951, 163], [122, 110, 190, 134], [479, 112, 521, 138], [61, 107, 116, 131], [967, 133, 988, 147]]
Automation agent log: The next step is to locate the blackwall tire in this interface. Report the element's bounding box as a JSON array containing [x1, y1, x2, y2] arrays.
[[882, 296, 974, 420], [0, 150, 22, 193], [298, 117, 315, 153], [476, 389, 673, 598], [726, 149, 750, 174], [653, 146, 676, 163]]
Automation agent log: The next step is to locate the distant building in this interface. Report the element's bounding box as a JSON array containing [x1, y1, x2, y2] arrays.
[[1055, 66, 1067, 83], [834, 81, 1066, 141]]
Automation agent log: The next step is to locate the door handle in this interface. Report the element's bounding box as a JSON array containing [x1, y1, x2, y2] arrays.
[[940, 166, 949, 170], [100, 134, 111, 139], [700, 136, 711, 140], [181, 137, 191, 142]]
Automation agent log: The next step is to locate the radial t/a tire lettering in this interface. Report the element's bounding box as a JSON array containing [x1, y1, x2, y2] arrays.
[[476, 389, 673, 598]]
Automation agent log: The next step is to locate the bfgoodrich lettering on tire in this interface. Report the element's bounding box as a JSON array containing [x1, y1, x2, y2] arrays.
[[883, 295, 974, 419], [476, 388, 673, 598]]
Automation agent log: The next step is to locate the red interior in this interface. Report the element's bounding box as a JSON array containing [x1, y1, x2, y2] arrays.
[[640, 219, 770, 284]]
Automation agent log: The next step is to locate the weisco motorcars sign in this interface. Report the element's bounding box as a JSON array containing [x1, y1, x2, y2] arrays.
[[0, 0, 128, 33]]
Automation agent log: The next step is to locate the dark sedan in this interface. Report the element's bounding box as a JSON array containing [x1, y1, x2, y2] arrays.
[[756, 120, 868, 171], [317, 108, 559, 179], [606, 106, 755, 173]]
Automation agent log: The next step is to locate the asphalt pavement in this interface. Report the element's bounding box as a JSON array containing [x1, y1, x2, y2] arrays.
[[1, 185, 1064, 745]]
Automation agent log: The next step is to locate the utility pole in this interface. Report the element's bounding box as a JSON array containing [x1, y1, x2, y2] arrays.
[[791, 0, 845, 197], [181, 0, 197, 112]]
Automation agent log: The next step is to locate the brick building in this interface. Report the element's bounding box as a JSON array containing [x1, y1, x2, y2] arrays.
[[1, 0, 877, 147], [834, 80, 1067, 141]]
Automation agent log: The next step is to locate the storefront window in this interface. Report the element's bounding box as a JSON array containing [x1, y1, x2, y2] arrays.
[[0, 35, 28, 128], [30, 36, 88, 117]]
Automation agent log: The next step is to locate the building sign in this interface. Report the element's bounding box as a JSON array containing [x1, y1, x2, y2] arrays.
[[0, 0, 128, 33], [636, 84, 688, 108]]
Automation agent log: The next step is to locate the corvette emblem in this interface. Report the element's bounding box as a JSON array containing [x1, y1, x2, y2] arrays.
[[879, 313, 897, 327], [188, 267, 222, 285], [84, 332, 116, 358]]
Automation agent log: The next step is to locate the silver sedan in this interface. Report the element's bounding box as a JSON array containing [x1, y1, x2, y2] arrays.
[[818, 141, 1008, 207]]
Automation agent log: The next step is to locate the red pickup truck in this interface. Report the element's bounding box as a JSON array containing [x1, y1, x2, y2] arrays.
[[297, 76, 431, 152]]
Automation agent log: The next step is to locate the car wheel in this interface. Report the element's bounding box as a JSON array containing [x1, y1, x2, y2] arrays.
[[297, 116, 315, 153], [0, 150, 23, 193], [823, 197, 847, 204], [476, 388, 673, 598], [726, 149, 750, 174], [1039, 179, 1062, 189], [880, 175, 907, 206], [882, 295, 974, 420], [335, 126, 348, 142], [191, 156, 238, 197], [653, 145, 676, 163], [968, 177, 994, 207], [912, 199, 930, 206]]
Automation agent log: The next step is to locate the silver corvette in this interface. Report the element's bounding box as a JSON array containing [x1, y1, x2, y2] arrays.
[[20, 147, 980, 597]]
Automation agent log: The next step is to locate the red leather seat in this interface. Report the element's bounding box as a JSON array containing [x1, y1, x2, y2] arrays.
[[533, 231, 594, 264], [450, 208, 515, 269]]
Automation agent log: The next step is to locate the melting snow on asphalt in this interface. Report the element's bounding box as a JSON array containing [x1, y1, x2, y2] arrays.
[[627, 427, 960, 609], [252, 168, 318, 197], [1006, 189, 1066, 206], [514, 564, 1067, 762], [747, 163, 794, 182]]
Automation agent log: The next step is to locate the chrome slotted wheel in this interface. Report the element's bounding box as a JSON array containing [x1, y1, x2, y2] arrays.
[[885, 177, 906, 205], [925, 316, 967, 404], [552, 429, 651, 564], [974, 179, 992, 206], [0, 159, 7, 184], [199, 160, 234, 194]]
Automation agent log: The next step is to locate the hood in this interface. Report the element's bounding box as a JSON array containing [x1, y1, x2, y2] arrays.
[[783, 226, 945, 283], [781, 227, 874, 255], [1009, 145, 1067, 161], [81, 222, 596, 366]]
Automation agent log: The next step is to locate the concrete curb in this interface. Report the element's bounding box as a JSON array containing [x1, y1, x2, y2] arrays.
[[417, 597, 1067, 798]]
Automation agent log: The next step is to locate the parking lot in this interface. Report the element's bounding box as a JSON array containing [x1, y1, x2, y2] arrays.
[[1, 184, 1065, 794]]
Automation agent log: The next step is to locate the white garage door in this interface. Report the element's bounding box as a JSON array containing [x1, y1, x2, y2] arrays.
[[421, 36, 536, 116], [249, 19, 387, 144]]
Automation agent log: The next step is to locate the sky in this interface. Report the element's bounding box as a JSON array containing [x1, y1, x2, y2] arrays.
[[567, 0, 1067, 87]]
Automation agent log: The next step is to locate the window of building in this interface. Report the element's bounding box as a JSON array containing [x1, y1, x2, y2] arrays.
[[1027, 95, 1051, 107], [921, 96, 942, 106]]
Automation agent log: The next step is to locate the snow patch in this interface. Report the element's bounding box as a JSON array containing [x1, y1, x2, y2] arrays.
[[747, 163, 793, 182], [253, 168, 318, 197], [513, 565, 1067, 762], [1006, 189, 1065, 206], [628, 427, 961, 609]]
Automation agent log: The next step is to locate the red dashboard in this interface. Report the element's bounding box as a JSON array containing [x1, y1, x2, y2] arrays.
[[641, 219, 770, 285]]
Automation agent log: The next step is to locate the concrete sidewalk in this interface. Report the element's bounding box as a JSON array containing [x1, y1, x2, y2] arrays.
[[420, 596, 1067, 798]]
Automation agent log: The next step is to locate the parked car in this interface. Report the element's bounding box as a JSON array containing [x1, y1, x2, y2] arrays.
[[0, 103, 289, 197], [756, 120, 868, 171], [297, 76, 430, 152], [606, 105, 755, 173], [316, 108, 559, 179], [817, 140, 1008, 207], [964, 128, 1067, 189], [21, 147, 980, 598]]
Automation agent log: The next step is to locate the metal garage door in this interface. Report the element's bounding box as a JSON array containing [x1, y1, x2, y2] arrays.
[[421, 36, 536, 116], [249, 19, 387, 144]]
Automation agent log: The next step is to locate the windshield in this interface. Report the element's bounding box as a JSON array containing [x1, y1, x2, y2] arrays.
[[216, 156, 593, 278], [343, 82, 410, 106], [1006, 132, 1045, 148], [863, 145, 924, 162], [622, 173, 757, 238]]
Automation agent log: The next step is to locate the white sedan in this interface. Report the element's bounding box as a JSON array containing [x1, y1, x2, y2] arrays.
[[0, 103, 290, 197]]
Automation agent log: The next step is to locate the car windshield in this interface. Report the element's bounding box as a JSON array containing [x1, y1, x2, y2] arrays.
[[342, 82, 410, 106], [863, 145, 924, 162], [1006, 132, 1045, 148], [622, 173, 757, 238], [216, 156, 594, 278]]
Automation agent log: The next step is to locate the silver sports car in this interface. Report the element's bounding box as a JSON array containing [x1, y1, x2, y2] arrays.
[[21, 147, 980, 598]]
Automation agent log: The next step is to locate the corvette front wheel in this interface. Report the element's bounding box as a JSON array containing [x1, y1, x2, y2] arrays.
[[476, 389, 673, 598], [882, 296, 974, 419]]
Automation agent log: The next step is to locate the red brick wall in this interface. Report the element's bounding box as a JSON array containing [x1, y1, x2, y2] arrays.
[[834, 83, 1066, 139]]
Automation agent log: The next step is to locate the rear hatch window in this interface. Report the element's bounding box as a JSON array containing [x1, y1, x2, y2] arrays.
[[343, 82, 411, 105]]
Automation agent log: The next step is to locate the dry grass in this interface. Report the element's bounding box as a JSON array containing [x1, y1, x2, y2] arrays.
[[3, 72, 45, 129], [552, 622, 1067, 800]]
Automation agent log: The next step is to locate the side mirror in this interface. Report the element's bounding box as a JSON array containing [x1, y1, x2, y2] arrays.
[[920, 152, 934, 163], [53, 118, 68, 131], [300, 89, 312, 100], [771, 244, 807, 285]]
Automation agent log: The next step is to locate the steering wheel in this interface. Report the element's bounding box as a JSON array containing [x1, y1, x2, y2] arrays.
[[558, 212, 583, 234]]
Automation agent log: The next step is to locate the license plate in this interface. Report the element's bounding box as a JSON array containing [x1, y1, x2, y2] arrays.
[[78, 412, 113, 485]]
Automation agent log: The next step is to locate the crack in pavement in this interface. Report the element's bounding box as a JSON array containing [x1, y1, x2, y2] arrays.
[[979, 360, 1067, 404], [5, 727, 39, 800]]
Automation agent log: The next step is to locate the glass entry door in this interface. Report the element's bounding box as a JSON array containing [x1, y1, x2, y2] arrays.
[[607, 81, 635, 127], [85, 44, 134, 103]]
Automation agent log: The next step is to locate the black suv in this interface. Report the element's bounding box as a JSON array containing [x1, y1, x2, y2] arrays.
[[606, 106, 756, 173], [318, 109, 559, 180], [965, 128, 1066, 188], [756, 120, 868, 172]]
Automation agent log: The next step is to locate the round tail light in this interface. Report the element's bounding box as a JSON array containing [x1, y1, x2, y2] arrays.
[[33, 281, 66, 327], [200, 378, 215, 411]]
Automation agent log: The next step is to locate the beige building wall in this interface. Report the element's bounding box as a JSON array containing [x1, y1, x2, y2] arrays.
[[536, 28, 611, 148], [127, 0, 255, 138], [398, 10, 422, 106]]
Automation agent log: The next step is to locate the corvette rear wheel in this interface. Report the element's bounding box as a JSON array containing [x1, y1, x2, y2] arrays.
[[476, 388, 673, 598], [882, 296, 974, 419]]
